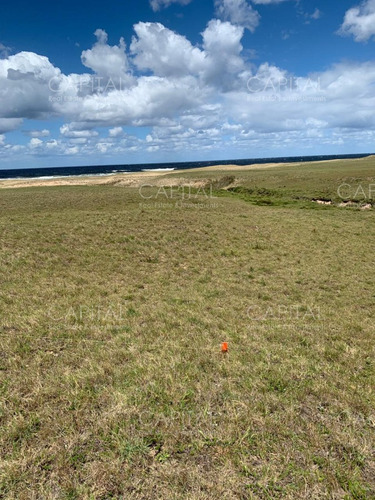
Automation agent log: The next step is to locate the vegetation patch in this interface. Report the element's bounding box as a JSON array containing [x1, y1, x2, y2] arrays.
[[1, 157, 375, 498]]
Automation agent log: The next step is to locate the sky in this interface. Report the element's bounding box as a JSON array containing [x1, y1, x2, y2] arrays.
[[0, 0, 375, 169]]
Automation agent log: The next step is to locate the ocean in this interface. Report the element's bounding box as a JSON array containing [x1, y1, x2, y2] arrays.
[[0, 153, 371, 181]]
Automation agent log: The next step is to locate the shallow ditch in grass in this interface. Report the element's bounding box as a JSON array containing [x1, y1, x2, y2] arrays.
[[150, 174, 375, 210], [214, 183, 374, 210], [312, 199, 373, 210], [215, 185, 319, 208]]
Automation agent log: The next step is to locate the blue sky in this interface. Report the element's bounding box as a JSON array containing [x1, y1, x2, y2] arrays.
[[0, 0, 374, 168]]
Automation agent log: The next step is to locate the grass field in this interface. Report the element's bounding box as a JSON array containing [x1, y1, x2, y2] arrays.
[[1, 157, 375, 499]]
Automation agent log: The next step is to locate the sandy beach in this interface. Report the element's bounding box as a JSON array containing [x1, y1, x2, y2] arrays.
[[0, 162, 295, 189], [0, 156, 372, 189]]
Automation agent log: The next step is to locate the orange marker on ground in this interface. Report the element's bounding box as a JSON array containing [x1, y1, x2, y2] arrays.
[[221, 342, 228, 353]]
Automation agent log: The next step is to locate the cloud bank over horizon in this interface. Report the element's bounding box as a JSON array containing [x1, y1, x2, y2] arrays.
[[0, 0, 374, 167]]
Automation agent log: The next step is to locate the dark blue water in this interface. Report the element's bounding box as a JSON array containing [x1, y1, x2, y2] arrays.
[[0, 154, 372, 180]]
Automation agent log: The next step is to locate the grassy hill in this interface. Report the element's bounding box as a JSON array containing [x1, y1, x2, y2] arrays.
[[1, 157, 375, 499]]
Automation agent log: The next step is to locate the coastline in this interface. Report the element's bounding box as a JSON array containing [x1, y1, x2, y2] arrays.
[[0, 163, 277, 189], [0, 170, 169, 189], [0, 156, 372, 189]]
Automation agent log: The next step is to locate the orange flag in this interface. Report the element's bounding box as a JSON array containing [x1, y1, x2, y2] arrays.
[[221, 342, 228, 353]]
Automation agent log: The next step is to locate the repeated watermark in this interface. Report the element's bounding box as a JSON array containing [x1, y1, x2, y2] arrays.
[[247, 76, 326, 103], [246, 304, 321, 323], [138, 184, 219, 210], [337, 183, 375, 200], [48, 76, 128, 103], [47, 303, 129, 326], [48, 74, 327, 105]]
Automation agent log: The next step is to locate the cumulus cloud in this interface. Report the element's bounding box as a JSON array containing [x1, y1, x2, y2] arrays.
[[339, 0, 375, 42], [215, 0, 260, 32], [96, 142, 112, 153], [29, 137, 43, 149], [0, 118, 23, 134], [1, 20, 375, 162], [201, 20, 247, 89], [226, 60, 375, 136], [69, 75, 206, 127], [24, 129, 50, 138], [45, 139, 58, 149], [60, 123, 99, 138], [81, 29, 134, 86], [130, 22, 205, 77], [149, 0, 192, 11], [109, 127, 124, 137], [0, 51, 61, 119], [131, 20, 246, 90], [13, 125, 143, 159]]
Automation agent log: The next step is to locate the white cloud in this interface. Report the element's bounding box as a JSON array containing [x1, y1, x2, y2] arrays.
[[149, 0, 192, 11], [131, 20, 246, 90], [66, 146, 79, 155], [96, 142, 112, 153], [81, 29, 134, 86], [311, 8, 321, 20], [69, 75, 205, 127], [109, 126, 124, 137], [201, 20, 247, 89], [0, 134, 5, 146], [45, 140, 58, 149], [131, 22, 205, 77], [1, 21, 375, 162], [339, 0, 375, 42], [0, 22, 246, 132], [25, 129, 50, 138], [0, 118, 23, 134], [226, 61, 375, 135], [215, 0, 260, 32], [298, 7, 322, 24], [29, 137, 43, 149], [60, 123, 99, 138], [69, 137, 88, 145], [0, 51, 61, 119]]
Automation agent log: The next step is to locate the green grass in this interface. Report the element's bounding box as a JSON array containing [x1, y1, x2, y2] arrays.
[[167, 155, 375, 205], [1, 157, 375, 499]]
